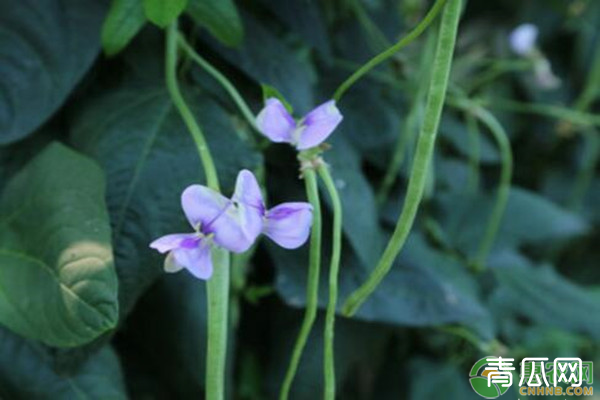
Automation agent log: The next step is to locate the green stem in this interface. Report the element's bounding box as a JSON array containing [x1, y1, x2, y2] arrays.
[[206, 248, 230, 400], [166, 22, 228, 400], [317, 165, 343, 400], [568, 130, 600, 210], [376, 32, 435, 205], [465, 112, 480, 193], [280, 168, 322, 400], [341, 0, 462, 317], [485, 98, 600, 128], [448, 97, 512, 270], [471, 108, 512, 270], [178, 35, 259, 132], [332, 0, 447, 102]]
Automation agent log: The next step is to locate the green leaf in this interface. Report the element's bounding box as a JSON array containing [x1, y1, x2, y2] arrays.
[[186, 0, 243, 47], [70, 84, 262, 318], [0, 327, 127, 399], [0, 0, 106, 144], [491, 252, 600, 340], [0, 143, 118, 348], [101, 0, 147, 56], [409, 359, 484, 400], [202, 14, 315, 112], [143, 0, 187, 28], [437, 186, 589, 257]]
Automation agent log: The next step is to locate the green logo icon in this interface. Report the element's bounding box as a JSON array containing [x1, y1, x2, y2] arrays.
[[469, 357, 511, 399]]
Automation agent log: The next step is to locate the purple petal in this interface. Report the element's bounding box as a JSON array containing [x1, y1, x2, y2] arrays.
[[263, 202, 313, 249], [150, 233, 198, 253], [171, 240, 213, 280], [181, 184, 229, 229], [296, 100, 343, 150], [256, 98, 296, 144], [209, 205, 261, 253], [232, 169, 264, 212]]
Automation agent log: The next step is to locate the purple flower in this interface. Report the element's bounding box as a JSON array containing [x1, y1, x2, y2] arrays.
[[256, 98, 343, 150], [150, 170, 313, 280]]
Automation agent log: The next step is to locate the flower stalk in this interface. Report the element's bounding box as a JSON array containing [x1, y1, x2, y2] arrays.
[[341, 0, 463, 316], [166, 22, 227, 399], [317, 164, 343, 400], [279, 164, 322, 400]]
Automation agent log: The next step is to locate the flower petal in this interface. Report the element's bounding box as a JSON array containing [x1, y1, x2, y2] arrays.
[[150, 233, 198, 253], [263, 202, 313, 249], [181, 184, 230, 229], [163, 252, 185, 273], [232, 169, 264, 211], [296, 100, 343, 150], [509, 23, 538, 56], [209, 205, 261, 253], [256, 98, 296, 143], [172, 241, 213, 280]]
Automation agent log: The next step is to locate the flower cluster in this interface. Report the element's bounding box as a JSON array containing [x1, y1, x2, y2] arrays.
[[256, 98, 343, 150], [150, 170, 313, 279]]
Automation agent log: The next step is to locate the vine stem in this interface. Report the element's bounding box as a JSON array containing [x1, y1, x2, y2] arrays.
[[376, 31, 435, 205], [280, 167, 322, 400], [332, 0, 447, 102], [448, 97, 513, 271], [177, 35, 259, 132], [166, 22, 229, 400], [341, 0, 462, 317], [317, 165, 343, 400]]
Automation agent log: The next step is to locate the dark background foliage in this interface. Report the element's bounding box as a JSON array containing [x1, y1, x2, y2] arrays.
[[0, 0, 598, 398]]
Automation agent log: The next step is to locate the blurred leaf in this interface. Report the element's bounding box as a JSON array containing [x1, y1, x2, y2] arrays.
[[437, 186, 589, 258], [0, 143, 118, 348], [491, 251, 600, 340], [0, 327, 127, 400], [143, 0, 187, 28], [102, 0, 147, 56], [117, 273, 208, 397], [409, 358, 482, 400], [202, 14, 315, 112], [257, 0, 331, 55], [186, 0, 243, 47], [0, 0, 106, 144], [439, 114, 500, 164], [70, 84, 262, 318]]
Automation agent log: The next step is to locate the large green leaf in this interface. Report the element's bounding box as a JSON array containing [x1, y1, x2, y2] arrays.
[[186, 0, 243, 47], [0, 327, 127, 400], [0, 0, 106, 144], [70, 84, 262, 317], [102, 0, 147, 56], [0, 143, 118, 348]]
